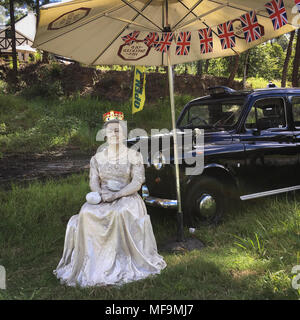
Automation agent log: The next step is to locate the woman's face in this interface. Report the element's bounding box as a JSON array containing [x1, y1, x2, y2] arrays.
[[105, 122, 125, 145]]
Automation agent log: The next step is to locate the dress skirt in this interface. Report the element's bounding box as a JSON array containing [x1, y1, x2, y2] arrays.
[[54, 193, 167, 287]]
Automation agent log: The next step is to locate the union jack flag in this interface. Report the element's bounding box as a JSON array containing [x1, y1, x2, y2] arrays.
[[155, 32, 174, 53], [295, 0, 300, 12], [144, 32, 159, 48], [175, 32, 191, 56], [217, 21, 236, 50], [198, 27, 213, 54], [265, 0, 288, 30], [240, 11, 262, 43], [121, 31, 140, 45]]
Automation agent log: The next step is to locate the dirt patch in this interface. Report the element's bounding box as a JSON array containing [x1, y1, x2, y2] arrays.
[[160, 237, 205, 253], [0, 147, 93, 189]]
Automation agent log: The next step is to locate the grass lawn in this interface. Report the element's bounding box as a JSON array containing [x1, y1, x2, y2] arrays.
[[0, 93, 192, 158], [0, 173, 299, 300]]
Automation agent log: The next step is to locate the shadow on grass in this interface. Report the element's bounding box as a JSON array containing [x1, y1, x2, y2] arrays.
[[2, 246, 297, 300]]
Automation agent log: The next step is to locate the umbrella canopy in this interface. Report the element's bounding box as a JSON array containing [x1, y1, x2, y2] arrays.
[[33, 0, 298, 66]]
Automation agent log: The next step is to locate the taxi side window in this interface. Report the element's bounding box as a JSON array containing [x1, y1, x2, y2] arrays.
[[245, 98, 286, 130], [291, 96, 300, 128]]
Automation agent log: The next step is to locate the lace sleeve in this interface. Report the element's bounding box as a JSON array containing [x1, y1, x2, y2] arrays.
[[89, 156, 101, 194], [116, 152, 145, 198]]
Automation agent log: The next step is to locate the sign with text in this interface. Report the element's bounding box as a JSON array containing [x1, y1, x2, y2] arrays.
[[132, 66, 146, 114]]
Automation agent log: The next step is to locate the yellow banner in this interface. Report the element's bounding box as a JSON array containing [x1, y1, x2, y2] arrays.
[[132, 66, 146, 114]]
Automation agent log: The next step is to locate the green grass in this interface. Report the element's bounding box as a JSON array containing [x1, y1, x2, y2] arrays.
[[235, 77, 289, 89], [0, 93, 192, 156], [0, 173, 299, 300]]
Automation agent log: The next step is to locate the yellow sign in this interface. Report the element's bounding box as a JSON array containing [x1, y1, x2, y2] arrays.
[[132, 66, 146, 114]]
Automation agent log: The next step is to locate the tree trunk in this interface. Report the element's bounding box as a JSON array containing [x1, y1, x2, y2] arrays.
[[42, 0, 50, 63], [227, 55, 240, 88], [42, 51, 49, 63], [197, 60, 202, 76], [281, 31, 295, 88], [205, 59, 209, 73], [36, 0, 40, 26], [292, 29, 300, 87], [243, 50, 250, 89], [9, 0, 17, 83]]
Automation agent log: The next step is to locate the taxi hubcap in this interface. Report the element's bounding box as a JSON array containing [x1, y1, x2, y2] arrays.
[[197, 194, 217, 218]]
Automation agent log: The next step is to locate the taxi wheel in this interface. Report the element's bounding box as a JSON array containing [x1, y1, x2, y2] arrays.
[[184, 176, 225, 226]]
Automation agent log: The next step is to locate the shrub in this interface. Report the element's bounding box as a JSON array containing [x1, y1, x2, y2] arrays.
[[21, 80, 63, 99]]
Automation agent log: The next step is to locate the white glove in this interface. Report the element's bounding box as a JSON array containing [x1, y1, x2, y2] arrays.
[[101, 189, 119, 203], [107, 180, 123, 191], [86, 191, 102, 204]]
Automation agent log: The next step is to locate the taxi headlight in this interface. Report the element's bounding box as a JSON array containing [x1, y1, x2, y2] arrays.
[[152, 151, 166, 170]]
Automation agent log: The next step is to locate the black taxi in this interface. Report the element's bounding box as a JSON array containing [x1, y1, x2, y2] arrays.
[[139, 86, 300, 225]]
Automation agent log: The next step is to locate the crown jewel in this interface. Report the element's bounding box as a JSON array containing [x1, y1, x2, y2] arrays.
[[103, 110, 124, 122]]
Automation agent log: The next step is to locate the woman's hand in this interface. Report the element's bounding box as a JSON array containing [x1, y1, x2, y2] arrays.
[[101, 189, 120, 202]]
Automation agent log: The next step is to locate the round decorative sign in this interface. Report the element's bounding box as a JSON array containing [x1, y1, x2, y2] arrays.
[[118, 40, 151, 61], [48, 7, 91, 30]]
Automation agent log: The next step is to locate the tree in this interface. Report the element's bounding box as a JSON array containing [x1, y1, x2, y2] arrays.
[[292, 29, 300, 87], [196, 60, 202, 76], [227, 55, 239, 88], [0, 0, 36, 83], [204, 59, 209, 73], [281, 31, 295, 87], [235, 42, 285, 81], [275, 34, 289, 51], [242, 50, 250, 89], [35, 0, 40, 23], [9, 0, 18, 81], [0, 0, 18, 81], [42, 0, 50, 63]]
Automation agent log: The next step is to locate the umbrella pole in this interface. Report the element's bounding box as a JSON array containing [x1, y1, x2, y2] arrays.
[[167, 53, 184, 242]]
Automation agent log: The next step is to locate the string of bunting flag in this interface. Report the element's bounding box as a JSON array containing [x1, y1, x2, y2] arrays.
[[120, 0, 299, 56]]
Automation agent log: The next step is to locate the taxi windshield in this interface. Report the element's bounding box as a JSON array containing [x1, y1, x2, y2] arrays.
[[178, 98, 245, 130]]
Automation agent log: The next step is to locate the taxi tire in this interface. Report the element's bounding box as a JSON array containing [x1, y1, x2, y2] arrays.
[[184, 176, 225, 226]]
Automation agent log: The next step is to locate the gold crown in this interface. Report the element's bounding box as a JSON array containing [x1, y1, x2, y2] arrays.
[[103, 110, 124, 122]]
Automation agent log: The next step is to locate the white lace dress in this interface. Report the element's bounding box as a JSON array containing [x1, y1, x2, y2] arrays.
[[53, 147, 166, 287]]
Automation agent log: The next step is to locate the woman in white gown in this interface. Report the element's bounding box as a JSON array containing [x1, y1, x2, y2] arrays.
[[54, 111, 166, 287]]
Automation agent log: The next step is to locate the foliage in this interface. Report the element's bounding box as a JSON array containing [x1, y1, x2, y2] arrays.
[[236, 77, 284, 89], [20, 63, 64, 99], [186, 39, 291, 82], [0, 115, 81, 153], [245, 43, 285, 80], [0, 93, 193, 156], [0, 0, 35, 21], [0, 80, 7, 92]]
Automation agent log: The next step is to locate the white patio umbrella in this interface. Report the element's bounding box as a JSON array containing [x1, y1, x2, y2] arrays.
[[33, 0, 299, 241]]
